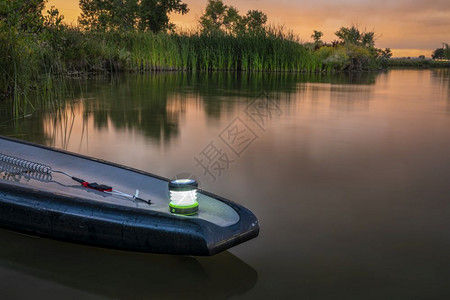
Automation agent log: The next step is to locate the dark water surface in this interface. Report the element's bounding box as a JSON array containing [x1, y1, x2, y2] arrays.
[[1, 69, 450, 299]]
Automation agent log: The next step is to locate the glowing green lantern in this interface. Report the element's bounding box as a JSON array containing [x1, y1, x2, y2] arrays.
[[168, 178, 199, 215]]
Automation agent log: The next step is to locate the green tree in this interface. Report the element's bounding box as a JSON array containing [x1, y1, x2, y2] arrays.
[[78, 0, 188, 32], [199, 0, 267, 35], [311, 30, 323, 50], [44, 6, 64, 29], [199, 0, 229, 33], [444, 43, 450, 59], [0, 0, 47, 33], [432, 48, 445, 59], [361, 31, 375, 47], [241, 10, 267, 34], [311, 30, 323, 44], [335, 26, 360, 44], [378, 48, 392, 59], [431, 44, 449, 60], [335, 25, 375, 47], [79, 0, 138, 31], [138, 0, 188, 33], [0, 0, 50, 97], [222, 6, 241, 34]]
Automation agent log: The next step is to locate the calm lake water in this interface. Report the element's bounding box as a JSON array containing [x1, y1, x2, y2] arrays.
[[0, 69, 450, 299]]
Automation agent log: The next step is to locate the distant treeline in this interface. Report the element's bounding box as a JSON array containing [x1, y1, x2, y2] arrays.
[[0, 0, 446, 102], [387, 58, 450, 68]]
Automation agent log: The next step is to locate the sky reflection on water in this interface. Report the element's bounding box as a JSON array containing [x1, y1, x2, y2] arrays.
[[0, 69, 450, 299]]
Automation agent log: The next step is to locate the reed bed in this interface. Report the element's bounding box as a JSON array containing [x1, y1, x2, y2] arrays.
[[77, 29, 320, 73], [1, 27, 323, 102], [6, 23, 442, 114]]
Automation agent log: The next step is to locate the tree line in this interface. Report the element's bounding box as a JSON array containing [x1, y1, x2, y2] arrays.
[[78, 0, 188, 33], [310, 26, 392, 59], [1, 0, 447, 58], [0, 0, 269, 33], [2, 0, 448, 101], [77, 0, 268, 35]]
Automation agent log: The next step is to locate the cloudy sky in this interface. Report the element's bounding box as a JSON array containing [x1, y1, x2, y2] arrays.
[[48, 0, 450, 57]]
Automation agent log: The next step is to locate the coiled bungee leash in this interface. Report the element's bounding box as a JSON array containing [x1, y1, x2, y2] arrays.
[[0, 153, 152, 205]]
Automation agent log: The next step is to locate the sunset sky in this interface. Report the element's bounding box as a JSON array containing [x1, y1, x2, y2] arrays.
[[47, 0, 450, 57]]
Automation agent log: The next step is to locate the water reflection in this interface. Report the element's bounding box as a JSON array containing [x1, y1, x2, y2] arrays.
[[430, 69, 450, 114], [299, 83, 373, 113], [0, 71, 382, 149], [1, 69, 450, 298], [0, 229, 257, 299]]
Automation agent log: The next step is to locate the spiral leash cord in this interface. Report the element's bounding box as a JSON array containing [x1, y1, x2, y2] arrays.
[[0, 153, 52, 175], [0, 163, 53, 182], [0, 152, 151, 205]]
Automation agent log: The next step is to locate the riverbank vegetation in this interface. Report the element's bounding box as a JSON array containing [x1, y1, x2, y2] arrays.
[[387, 58, 450, 68], [1, 0, 447, 103], [384, 43, 450, 68]]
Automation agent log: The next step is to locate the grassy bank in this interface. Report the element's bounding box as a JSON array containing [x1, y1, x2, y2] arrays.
[[387, 58, 450, 68], [1, 4, 398, 108], [0, 2, 389, 103], [1, 27, 322, 99], [2, 0, 448, 110], [56, 28, 321, 73], [1, 27, 388, 98]]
